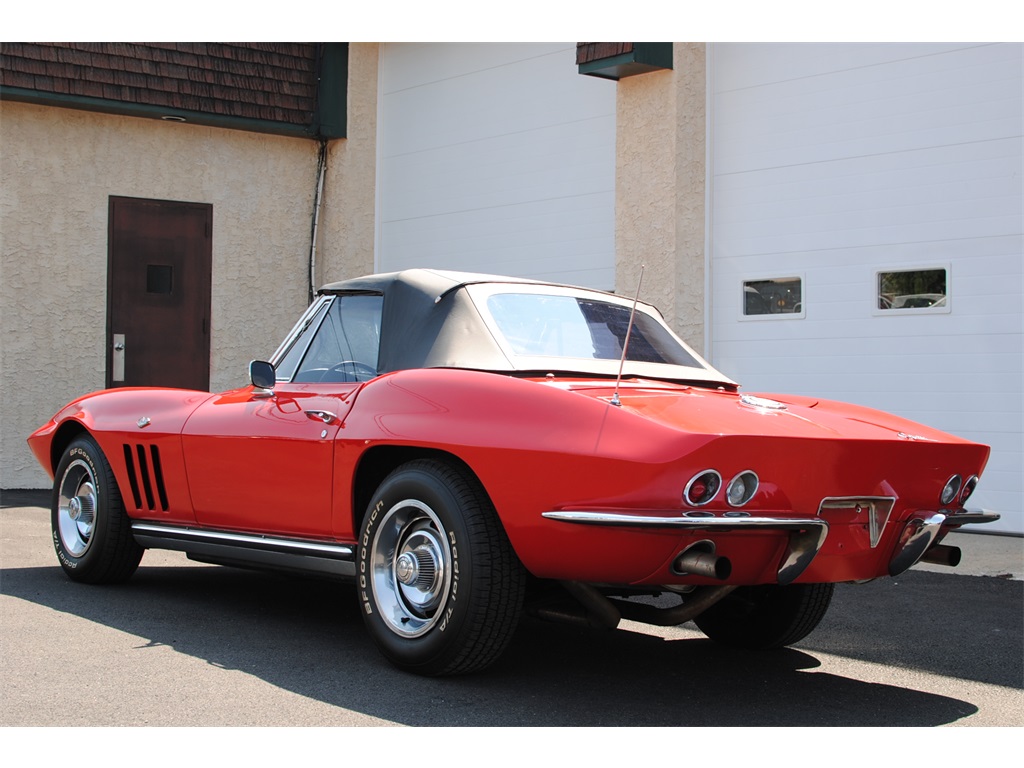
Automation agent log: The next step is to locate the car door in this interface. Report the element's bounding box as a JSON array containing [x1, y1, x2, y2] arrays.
[[182, 293, 383, 537]]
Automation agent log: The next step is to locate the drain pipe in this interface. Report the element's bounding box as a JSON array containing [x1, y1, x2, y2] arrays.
[[308, 138, 329, 304]]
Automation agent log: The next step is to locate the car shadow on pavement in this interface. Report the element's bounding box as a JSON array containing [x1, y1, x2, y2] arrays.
[[3, 554, 1020, 727]]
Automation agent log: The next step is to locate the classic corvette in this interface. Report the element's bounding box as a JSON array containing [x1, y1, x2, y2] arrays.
[[28, 269, 998, 675]]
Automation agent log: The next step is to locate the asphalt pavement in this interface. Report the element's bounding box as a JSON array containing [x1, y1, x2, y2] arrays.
[[2, 489, 1022, 732]]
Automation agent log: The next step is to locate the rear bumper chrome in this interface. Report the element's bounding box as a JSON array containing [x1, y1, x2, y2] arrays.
[[541, 510, 829, 585], [888, 508, 1001, 576], [542, 506, 1000, 584]]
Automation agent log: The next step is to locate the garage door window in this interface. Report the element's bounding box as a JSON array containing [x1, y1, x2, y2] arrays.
[[742, 277, 804, 319], [877, 267, 949, 314]]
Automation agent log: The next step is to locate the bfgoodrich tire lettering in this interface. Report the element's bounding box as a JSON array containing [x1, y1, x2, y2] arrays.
[[51, 435, 143, 584], [693, 582, 834, 649], [358, 458, 525, 676]]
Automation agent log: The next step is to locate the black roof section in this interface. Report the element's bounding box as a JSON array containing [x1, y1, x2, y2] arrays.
[[318, 269, 545, 374]]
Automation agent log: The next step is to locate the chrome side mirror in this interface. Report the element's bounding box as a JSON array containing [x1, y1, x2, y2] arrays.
[[249, 360, 276, 395]]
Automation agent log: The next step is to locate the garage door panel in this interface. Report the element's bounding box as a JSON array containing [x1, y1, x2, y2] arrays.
[[382, 47, 614, 157], [713, 42, 982, 91], [378, 43, 615, 289], [714, 45, 1021, 175], [380, 192, 614, 285], [710, 43, 1022, 532], [381, 43, 571, 100], [382, 118, 613, 222]]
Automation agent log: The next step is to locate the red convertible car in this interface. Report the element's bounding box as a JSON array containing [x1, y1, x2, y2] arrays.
[[28, 269, 998, 675]]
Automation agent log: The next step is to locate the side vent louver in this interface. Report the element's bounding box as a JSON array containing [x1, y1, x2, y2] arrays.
[[122, 444, 169, 512]]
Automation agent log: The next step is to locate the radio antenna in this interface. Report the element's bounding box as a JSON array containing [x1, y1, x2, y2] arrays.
[[611, 265, 644, 407]]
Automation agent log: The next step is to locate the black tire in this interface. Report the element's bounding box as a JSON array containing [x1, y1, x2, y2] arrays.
[[51, 435, 143, 583], [357, 458, 525, 676], [693, 582, 834, 649]]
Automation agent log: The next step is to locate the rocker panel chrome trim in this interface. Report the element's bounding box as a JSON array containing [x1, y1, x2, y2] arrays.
[[131, 522, 356, 577]]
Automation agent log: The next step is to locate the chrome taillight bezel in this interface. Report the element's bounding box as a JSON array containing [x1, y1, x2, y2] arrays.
[[940, 475, 962, 506], [684, 470, 722, 507], [959, 475, 979, 505], [726, 470, 759, 507]]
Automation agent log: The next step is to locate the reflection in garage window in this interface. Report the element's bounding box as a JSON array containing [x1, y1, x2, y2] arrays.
[[743, 277, 803, 317], [877, 268, 948, 311]]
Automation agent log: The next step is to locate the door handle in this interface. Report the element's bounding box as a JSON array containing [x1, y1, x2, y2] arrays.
[[112, 333, 126, 382], [305, 409, 338, 424]]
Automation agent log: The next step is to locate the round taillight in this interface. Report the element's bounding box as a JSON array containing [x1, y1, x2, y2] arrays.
[[726, 470, 759, 507], [685, 470, 721, 507], [940, 475, 962, 506], [960, 475, 979, 505]]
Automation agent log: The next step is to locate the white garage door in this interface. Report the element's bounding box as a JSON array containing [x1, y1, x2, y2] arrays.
[[376, 43, 616, 289], [708, 43, 1023, 533]]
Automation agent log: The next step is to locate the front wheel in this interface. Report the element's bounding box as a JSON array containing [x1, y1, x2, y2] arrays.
[[51, 435, 143, 583], [693, 582, 834, 649], [357, 459, 525, 675]]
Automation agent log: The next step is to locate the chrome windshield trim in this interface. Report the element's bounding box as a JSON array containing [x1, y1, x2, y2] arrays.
[[269, 295, 333, 380]]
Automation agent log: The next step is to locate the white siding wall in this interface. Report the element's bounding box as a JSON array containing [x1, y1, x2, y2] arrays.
[[376, 43, 616, 288], [709, 43, 1023, 533]]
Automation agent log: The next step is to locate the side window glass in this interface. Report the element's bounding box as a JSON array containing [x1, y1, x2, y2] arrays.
[[293, 294, 383, 383]]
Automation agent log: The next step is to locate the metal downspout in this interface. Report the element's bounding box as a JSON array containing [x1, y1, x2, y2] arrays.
[[308, 138, 328, 304]]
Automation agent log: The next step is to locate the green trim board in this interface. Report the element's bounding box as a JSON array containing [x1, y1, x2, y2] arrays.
[[578, 43, 673, 80]]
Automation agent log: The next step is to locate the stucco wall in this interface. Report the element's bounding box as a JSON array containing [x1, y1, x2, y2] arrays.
[[318, 42, 379, 284], [1, 101, 319, 488], [615, 43, 707, 354]]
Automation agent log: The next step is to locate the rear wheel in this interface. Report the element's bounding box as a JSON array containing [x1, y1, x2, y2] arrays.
[[693, 582, 834, 649], [51, 435, 143, 583], [357, 459, 525, 675]]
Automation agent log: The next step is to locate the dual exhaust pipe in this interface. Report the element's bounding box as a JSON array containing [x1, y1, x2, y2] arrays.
[[673, 540, 732, 580], [673, 536, 962, 582]]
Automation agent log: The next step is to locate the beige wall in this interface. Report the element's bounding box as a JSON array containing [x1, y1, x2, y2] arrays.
[[318, 42, 379, 283], [1, 102, 315, 487], [614, 43, 707, 354], [1, 46, 380, 489]]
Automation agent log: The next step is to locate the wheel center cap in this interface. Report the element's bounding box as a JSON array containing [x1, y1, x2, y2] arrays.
[[396, 552, 417, 585], [68, 497, 82, 521]]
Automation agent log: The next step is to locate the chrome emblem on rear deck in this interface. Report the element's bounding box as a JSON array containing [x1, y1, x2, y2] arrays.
[[739, 395, 787, 411]]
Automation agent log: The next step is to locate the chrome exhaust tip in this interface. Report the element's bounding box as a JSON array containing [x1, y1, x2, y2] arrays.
[[919, 543, 962, 568], [672, 540, 732, 580]]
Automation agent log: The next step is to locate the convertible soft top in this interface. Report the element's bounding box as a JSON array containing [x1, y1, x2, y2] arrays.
[[318, 269, 588, 375], [316, 268, 732, 386]]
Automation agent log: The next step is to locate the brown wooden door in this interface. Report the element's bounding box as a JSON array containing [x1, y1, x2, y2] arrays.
[[107, 197, 212, 390]]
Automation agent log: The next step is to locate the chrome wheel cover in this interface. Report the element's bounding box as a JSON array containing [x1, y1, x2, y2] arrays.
[[370, 499, 452, 638], [57, 459, 97, 557]]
